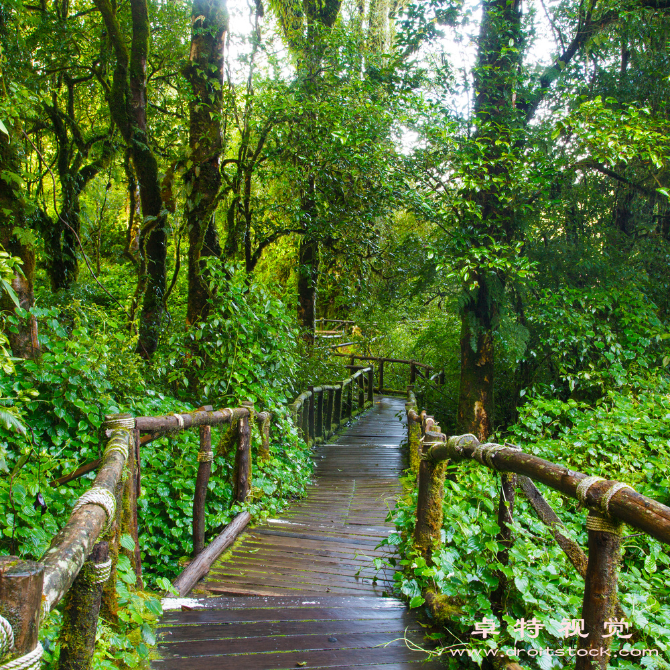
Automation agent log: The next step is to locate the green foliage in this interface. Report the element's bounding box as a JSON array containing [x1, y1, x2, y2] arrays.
[[154, 264, 300, 406], [522, 284, 665, 398], [388, 459, 670, 668]]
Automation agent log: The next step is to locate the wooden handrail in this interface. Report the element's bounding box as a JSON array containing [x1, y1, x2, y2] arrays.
[[421, 434, 670, 544], [332, 352, 433, 369], [406, 390, 670, 669], [289, 366, 374, 445], [41, 427, 132, 614]]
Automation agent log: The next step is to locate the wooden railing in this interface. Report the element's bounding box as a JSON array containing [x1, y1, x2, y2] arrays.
[[405, 391, 670, 670], [315, 318, 356, 340], [332, 353, 445, 395], [290, 366, 374, 445], [0, 367, 376, 670]]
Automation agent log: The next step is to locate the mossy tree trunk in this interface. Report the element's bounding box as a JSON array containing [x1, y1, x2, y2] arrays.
[[43, 78, 113, 292], [457, 274, 495, 441], [455, 0, 521, 441], [94, 0, 167, 358], [184, 0, 227, 326], [0, 131, 39, 360], [57, 542, 109, 670], [297, 233, 319, 343]]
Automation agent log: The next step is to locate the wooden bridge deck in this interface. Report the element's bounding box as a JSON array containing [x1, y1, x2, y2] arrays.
[[153, 396, 440, 669]]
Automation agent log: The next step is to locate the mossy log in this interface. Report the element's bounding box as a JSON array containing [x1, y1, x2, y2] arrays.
[[172, 512, 251, 597], [120, 427, 142, 587], [193, 424, 213, 556], [134, 406, 249, 432], [490, 473, 516, 619], [41, 427, 130, 614], [100, 478, 122, 623], [233, 413, 252, 502], [256, 411, 271, 462], [427, 434, 670, 546], [57, 542, 109, 670], [413, 431, 447, 557], [576, 513, 622, 669], [518, 475, 588, 576], [407, 409, 422, 474]]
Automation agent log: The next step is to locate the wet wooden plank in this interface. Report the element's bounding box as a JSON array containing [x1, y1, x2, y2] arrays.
[[159, 618, 421, 642], [158, 630, 427, 658], [153, 647, 440, 670]]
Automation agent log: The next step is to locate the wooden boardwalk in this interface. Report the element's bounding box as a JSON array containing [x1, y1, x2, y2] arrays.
[[154, 396, 440, 669]]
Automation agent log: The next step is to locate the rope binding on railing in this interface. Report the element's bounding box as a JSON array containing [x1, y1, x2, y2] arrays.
[[104, 416, 135, 430], [576, 475, 605, 506], [586, 512, 623, 535], [71, 486, 117, 536], [104, 435, 129, 461], [0, 615, 14, 658], [171, 413, 184, 429], [0, 642, 43, 670], [197, 451, 214, 463], [601, 482, 635, 516], [88, 558, 112, 584]]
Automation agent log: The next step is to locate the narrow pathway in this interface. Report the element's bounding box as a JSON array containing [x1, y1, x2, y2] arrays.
[[153, 397, 440, 669]]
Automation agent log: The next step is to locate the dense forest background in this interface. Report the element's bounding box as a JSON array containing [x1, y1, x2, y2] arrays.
[[1, 0, 669, 664]]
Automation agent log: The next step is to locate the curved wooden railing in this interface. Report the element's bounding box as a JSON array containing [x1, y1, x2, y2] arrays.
[[0, 364, 380, 670], [405, 391, 670, 670], [290, 366, 374, 444], [332, 353, 445, 395]]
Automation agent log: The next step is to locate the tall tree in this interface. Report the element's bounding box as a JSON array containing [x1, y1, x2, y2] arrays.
[[94, 0, 169, 357], [271, 0, 343, 342], [0, 5, 39, 360], [451, 0, 670, 439], [184, 0, 228, 326]]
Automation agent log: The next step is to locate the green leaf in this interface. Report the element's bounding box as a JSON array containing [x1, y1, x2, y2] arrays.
[[120, 533, 136, 552]]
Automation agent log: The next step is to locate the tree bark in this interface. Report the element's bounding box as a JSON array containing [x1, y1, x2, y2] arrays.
[[457, 273, 495, 440], [184, 0, 227, 326], [297, 234, 319, 342], [93, 0, 167, 358], [455, 0, 521, 440]]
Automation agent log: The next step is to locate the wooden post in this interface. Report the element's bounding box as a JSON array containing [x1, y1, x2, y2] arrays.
[[301, 397, 310, 443], [193, 407, 213, 556], [410, 361, 416, 384], [233, 407, 252, 502], [413, 431, 447, 558], [257, 411, 271, 462], [324, 389, 333, 437], [116, 417, 142, 588], [490, 473, 517, 619], [334, 384, 342, 431], [358, 374, 365, 409], [307, 388, 316, 443], [367, 367, 374, 403], [576, 513, 623, 670], [350, 354, 355, 367], [58, 542, 109, 670], [407, 410, 422, 474], [378, 359, 384, 393], [439, 370, 445, 385], [101, 478, 122, 623], [0, 558, 43, 665], [346, 381, 353, 420], [315, 388, 324, 442]]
